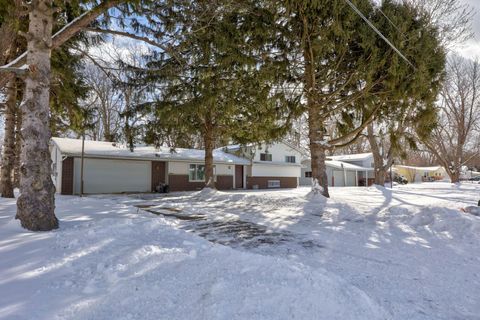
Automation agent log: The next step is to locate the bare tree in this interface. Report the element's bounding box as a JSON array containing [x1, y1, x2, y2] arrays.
[[424, 56, 480, 182], [82, 62, 122, 142], [405, 0, 475, 47]]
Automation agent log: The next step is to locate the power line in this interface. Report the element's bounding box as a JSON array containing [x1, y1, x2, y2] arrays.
[[343, 0, 415, 69]]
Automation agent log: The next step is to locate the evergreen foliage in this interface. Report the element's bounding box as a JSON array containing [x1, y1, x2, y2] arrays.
[[138, 0, 298, 188]]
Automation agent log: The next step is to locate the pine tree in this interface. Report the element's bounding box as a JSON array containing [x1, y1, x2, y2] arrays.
[[278, 0, 378, 197], [142, 0, 296, 189], [363, 0, 445, 185]]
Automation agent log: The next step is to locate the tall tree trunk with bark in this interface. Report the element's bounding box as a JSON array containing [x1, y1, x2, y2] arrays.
[[308, 111, 329, 197], [14, 108, 22, 188], [367, 123, 386, 186], [303, 22, 329, 197], [16, 0, 58, 231], [203, 120, 215, 189], [1, 80, 18, 198]]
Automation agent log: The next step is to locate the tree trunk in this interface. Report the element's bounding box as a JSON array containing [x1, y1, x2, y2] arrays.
[[204, 122, 215, 189], [367, 123, 386, 186], [14, 105, 23, 188], [308, 114, 329, 197], [447, 169, 461, 183], [124, 94, 134, 152], [16, 0, 58, 231], [303, 22, 329, 198], [1, 79, 18, 198]]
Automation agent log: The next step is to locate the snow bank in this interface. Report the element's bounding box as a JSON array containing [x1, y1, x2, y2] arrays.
[[0, 196, 386, 320]]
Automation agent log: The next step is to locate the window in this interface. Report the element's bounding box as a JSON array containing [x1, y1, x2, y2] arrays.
[[189, 164, 205, 181], [260, 153, 272, 161], [285, 156, 296, 163], [305, 171, 312, 178], [188, 164, 217, 182], [267, 180, 281, 188]]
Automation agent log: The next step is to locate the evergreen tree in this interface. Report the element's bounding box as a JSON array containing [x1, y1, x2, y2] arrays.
[[277, 0, 379, 197], [363, 0, 445, 185], [142, 0, 297, 189]]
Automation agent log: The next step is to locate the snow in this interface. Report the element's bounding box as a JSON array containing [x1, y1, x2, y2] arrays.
[[327, 152, 373, 161], [52, 137, 250, 165], [1, 182, 480, 319], [394, 164, 443, 172], [326, 159, 374, 171]]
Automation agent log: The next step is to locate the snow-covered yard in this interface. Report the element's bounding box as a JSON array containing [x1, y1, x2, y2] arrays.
[[1, 182, 479, 320]]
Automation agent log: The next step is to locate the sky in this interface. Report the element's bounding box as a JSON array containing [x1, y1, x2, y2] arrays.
[[456, 0, 480, 59]]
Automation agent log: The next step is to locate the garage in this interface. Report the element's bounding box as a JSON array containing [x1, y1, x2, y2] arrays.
[[73, 158, 151, 194]]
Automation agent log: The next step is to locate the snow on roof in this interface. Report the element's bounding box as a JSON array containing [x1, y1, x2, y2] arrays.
[[326, 160, 374, 171], [302, 158, 373, 171], [218, 141, 305, 154], [217, 143, 254, 152], [395, 165, 443, 172], [327, 153, 373, 162], [51, 137, 250, 165]]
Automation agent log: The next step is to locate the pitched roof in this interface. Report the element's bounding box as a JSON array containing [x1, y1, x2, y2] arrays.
[[327, 153, 373, 162], [301, 159, 373, 171], [326, 160, 374, 171], [217, 141, 305, 155], [394, 165, 443, 172], [51, 137, 250, 165]]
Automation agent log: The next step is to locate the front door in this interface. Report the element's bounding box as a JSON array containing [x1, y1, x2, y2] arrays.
[[235, 165, 244, 189], [151, 161, 166, 191]]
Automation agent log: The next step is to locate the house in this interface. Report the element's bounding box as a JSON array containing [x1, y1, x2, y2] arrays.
[[300, 153, 375, 187], [394, 165, 447, 183], [50, 138, 302, 195], [220, 141, 303, 189]]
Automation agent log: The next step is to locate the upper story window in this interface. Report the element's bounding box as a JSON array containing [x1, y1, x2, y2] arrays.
[[285, 155, 296, 163], [260, 153, 272, 161]]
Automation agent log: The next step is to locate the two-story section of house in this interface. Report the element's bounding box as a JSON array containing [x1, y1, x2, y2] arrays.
[[221, 141, 303, 189]]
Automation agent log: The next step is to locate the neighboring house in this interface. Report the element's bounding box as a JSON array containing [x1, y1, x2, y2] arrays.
[[300, 153, 375, 187], [220, 141, 303, 189], [393, 165, 447, 183], [50, 138, 301, 195]]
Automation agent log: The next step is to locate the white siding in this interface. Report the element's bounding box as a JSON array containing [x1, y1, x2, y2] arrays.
[[50, 145, 63, 193], [73, 158, 151, 194], [216, 164, 234, 175], [252, 164, 300, 177], [252, 142, 302, 164], [168, 161, 189, 174]]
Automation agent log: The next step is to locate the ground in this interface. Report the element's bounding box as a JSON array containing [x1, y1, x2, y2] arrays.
[[0, 182, 479, 320]]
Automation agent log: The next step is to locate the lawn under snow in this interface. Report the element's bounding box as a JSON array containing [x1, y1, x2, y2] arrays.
[[0, 183, 479, 320]]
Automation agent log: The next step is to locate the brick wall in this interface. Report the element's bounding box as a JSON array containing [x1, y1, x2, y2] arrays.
[[246, 176, 298, 189]]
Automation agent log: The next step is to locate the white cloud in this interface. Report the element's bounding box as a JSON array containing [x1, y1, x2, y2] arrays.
[[455, 39, 480, 61]]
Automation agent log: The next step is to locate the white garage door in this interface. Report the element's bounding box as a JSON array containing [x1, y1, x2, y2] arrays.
[[346, 171, 356, 186], [332, 170, 345, 187], [73, 158, 151, 194]]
